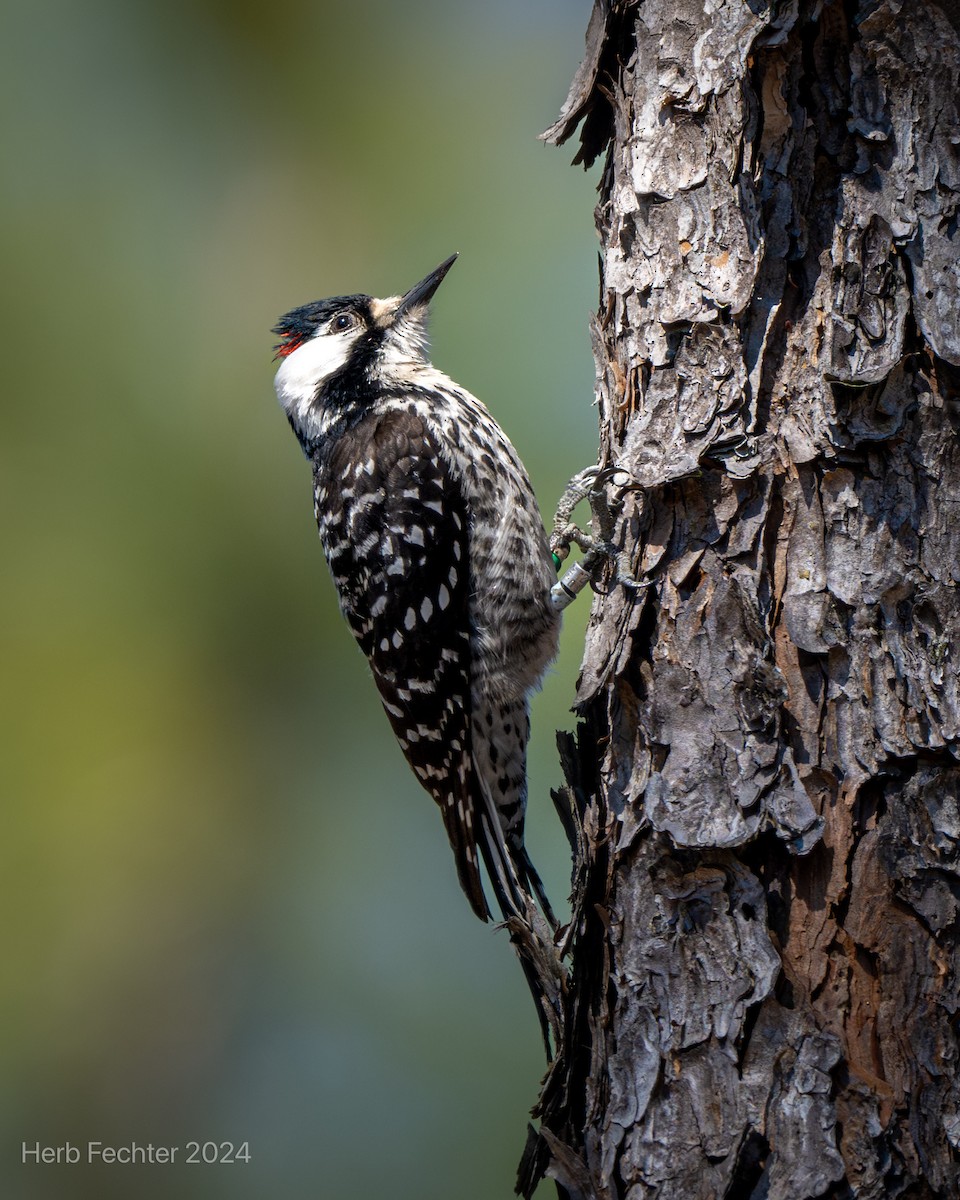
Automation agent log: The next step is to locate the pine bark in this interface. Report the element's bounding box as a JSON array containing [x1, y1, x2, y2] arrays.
[[523, 3, 960, 1197]]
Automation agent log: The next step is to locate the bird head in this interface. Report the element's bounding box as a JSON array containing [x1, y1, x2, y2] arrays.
[[273, 255, 458, 442]]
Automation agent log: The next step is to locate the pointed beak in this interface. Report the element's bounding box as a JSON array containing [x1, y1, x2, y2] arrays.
[[395, 254, 458, 318]]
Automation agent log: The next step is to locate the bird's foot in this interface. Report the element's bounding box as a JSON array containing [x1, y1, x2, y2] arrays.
[[549, 465, 647, 611]]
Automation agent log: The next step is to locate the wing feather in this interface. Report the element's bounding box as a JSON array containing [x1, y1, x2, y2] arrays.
[[315, 407, 490, 919]]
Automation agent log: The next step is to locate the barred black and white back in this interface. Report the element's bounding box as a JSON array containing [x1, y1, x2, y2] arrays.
[[273, 256, 560, 923]]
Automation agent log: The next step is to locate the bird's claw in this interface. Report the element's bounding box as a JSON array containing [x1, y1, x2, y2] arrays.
[[549, 465, 647, 611]]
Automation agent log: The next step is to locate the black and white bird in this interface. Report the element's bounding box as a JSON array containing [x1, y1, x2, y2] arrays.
[[273, 256, 560, 924]]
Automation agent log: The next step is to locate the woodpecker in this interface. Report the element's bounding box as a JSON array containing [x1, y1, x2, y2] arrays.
[[273, 255, 560, 925]]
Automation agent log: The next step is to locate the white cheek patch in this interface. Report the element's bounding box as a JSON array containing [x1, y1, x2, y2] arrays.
[[274, 332, 356, 425]]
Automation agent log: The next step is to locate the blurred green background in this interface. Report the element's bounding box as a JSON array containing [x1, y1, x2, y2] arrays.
[[1, 2, 599, 1196]]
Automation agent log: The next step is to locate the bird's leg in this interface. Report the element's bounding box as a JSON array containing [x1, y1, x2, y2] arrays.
[[549, 465, 647, 611]]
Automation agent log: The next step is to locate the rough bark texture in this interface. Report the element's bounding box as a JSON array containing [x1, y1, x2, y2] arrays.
[[525, 2, 960, 1198]]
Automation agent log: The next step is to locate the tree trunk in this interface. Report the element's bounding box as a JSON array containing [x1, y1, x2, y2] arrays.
[[522, 2, 960, 1197]]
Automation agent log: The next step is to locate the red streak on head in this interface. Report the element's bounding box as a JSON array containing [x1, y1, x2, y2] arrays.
[[275, 336, 304, 359]]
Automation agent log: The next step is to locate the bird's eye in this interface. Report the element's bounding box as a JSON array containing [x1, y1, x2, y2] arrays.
[[332, 313, 355, 332]]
